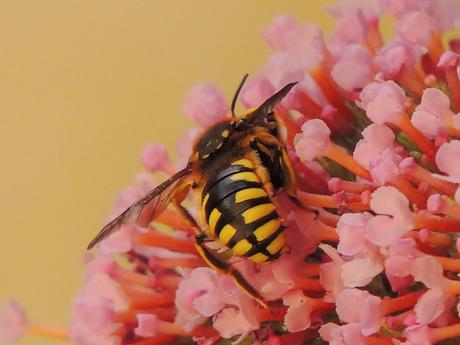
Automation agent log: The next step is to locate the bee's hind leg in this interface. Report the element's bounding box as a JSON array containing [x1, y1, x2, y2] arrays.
[[173, 201, 268, 309]]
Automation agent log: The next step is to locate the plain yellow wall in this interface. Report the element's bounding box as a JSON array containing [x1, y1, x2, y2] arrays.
[[0, 2, 336, 344], [0, 1, 458, 345]]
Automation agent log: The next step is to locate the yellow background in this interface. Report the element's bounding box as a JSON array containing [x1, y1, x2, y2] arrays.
[[0, 1, 457, 345], [0, 2, 335, 344]]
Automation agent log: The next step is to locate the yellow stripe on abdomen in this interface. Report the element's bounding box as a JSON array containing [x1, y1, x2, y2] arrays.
[[235, 188, 267, 203], [219, 224, 237, 245], [208, 208, 221, 235], [267, 234, 285, 255], [253, 219, 281, 241], [231, 159, 254, 169], [230, 171, 259, 183], [241, 203, 276, 224]]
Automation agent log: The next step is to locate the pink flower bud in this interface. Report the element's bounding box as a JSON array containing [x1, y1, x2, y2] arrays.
[[404, 324, 432, 345], [294, 119, 331, 162], [140, 143, 171, 173], [182, 83, 229, 127], [359, 80, 406, 124]]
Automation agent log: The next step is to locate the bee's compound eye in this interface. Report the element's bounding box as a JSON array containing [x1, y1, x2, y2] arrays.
[[195, 122, 233, 159]]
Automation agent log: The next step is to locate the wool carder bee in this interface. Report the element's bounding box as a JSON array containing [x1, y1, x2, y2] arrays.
[[87, 77, 298, 307]]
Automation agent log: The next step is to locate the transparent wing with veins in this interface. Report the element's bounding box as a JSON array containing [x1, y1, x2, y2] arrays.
[[87, 166, 192, 249]]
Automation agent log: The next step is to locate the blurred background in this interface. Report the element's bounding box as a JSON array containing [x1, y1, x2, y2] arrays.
[[0, 2, 336, 344], [0, 1, 457, 345]]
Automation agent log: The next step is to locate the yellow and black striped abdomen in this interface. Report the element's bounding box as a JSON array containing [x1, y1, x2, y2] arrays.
[[201, 159, 286, 263]]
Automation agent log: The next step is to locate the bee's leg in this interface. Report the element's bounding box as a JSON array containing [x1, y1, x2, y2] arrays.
[[173, 201, 268, 309], [194, 232, 268, 310], [275, 146, 297, 197]]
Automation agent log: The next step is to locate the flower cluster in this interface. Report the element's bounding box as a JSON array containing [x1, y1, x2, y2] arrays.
[[3, 0, 460, 344]]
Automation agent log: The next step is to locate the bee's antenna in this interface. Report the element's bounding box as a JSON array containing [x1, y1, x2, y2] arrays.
[[231, 74, 249, 117]]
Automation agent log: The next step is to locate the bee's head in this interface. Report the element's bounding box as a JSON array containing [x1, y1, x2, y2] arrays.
[[193, 121, 233, 160]]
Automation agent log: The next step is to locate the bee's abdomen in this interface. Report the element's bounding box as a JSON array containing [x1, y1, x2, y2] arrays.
[[201, 159, 285, 263]]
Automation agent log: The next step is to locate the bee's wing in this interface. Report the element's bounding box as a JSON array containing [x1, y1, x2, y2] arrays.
[[87, 166, 193, 249]]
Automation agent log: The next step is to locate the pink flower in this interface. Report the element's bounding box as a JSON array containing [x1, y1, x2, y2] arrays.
[[212, 305, 259, 340], [403, 324, 433, 345], [282, 290, 315, 332], [175, 267, 258, 336], [99, 224, 135, 255], [353, 124, 396, 169], [240, 75, 276, 108], [435, 140, 460, 181], [331, 44, 374, 91], [327, 0, 384, 20], [0, 299, 27, 344], [294, 119, 331, 162], [336, 212, 372, 256], [437, 51, 460, 69], [262, 14, 299, 50], [319, 322, 366, 345], [140, 143, 171, 173], [368, 148, 402, 185], [374, 40, 417, 78], [359, 80, 406, 124], [134, 314, 160, 337], [366, 186, 413, 246], [382, 0, 430, 18], [411, 88, 459, 139], [175, 128, 200, 170], [335, 289, 381, 336], [328, 14, 369, 58], [396, 11, 435, 47], [182, 83, 229, 127]]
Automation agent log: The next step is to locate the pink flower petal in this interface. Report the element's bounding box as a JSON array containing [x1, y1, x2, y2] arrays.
[[410, 256, 445, 289], [341, 256, 383, 288], [240, 75, 276, 109], [331, 44, 374, 91], [375, 40, 417, 78], [294, 119, 331, 162], [337, 212, 371, 256], [414, 289, 447, 324], [411, 88, 453, 139], [262, 14, 299, 50], [182, 83, 229, 127], [0, 299, 27, 343], [435, 140, 460, 180], [353, 124, 396, 169], [140, 144, 171, 173], [404, 324, 432, 345], [396, 11, 435, 46], [213, 307, 258, 339], [359, 80, 406, 124], [282, 290, 313, 332], [134, 314, 160, 337], [336, 289, 381, 336]]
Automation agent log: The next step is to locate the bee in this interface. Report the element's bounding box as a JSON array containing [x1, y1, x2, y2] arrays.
[[87, 76, 298, 308]]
